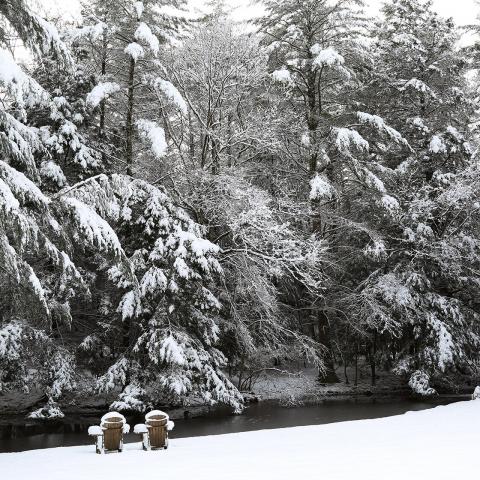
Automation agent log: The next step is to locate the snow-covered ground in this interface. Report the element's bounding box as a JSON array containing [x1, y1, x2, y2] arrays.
[[252, 366, 408, 404], [1, 400, 479, 480]]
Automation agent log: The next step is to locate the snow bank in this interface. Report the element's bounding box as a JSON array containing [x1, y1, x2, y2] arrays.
[[1, 401, 479, 479]]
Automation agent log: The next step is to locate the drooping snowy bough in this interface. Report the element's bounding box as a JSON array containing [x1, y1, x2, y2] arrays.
[[0, 0, 241, 416]]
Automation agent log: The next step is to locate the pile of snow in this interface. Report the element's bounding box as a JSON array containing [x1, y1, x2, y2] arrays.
[[101, 412, 127, 425], [357, 112, 404, 143], [381, 195, 400, 215], [0, 48, 46, 104], [133, 424, 148, 434], [98, 412, 130, 434], [87, 426, 103, 436], [154, 79, 188, 114], [40, 161, 67, 187], [28, 403, 64, 419], [135, 23, 159, 56], [335, 128, 369, 153], [272, 67, 292, 84], [134, 1, 144, 20], [2, 401, 480, 479], [134, 411, 174, 434], [137, 119, 167, 158], [86, 82, 120, 108], [73, 22, 107, 42], [124, 43, 144, 62], [159, 336, 187, 367], [408, 370, 436, 396], [311, 45, 345, 67], [64, 197, 123, 256], [145, 410, 169, 420], [429, 135, 447, 154], [309, 174, 335, 201]]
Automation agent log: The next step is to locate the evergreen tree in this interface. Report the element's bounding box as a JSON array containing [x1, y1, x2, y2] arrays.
[[75, 0, 187, 175], [0, 1, 243, 415], [259, 0, 411, 382], [342, 0, 480, 394]]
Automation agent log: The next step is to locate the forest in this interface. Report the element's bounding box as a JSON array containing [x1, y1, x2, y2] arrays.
[[1, 0, 480, 418]]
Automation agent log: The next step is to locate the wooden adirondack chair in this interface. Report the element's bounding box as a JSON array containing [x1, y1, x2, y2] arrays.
[[88, 412, 130, 454], [134, 410, 174, 451]]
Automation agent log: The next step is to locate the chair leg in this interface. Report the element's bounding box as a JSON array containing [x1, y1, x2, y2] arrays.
[[95, 435, 104, 454], [142, 433, 151, 451]]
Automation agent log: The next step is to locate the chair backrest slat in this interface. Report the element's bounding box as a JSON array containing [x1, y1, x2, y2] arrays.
[[101, 417, 124, 451], [146, 413, 169, 448]]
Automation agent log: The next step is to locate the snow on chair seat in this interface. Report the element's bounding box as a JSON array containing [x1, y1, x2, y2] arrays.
[[134, 410, 173, 451]]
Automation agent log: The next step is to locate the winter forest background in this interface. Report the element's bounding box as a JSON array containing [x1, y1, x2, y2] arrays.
[[1, 0, 480, 418]]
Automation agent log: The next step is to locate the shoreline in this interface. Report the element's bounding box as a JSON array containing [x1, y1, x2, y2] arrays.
[[0, 367, 475, 420], [0, 389, 470, 425]]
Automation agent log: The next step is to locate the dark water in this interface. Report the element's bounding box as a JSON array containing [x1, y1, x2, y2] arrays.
[[0, 396, 467, 453]]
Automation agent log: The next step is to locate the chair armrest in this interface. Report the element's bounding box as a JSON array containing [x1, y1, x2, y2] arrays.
[[133, 423, 148, 434], [88, 426, 104, 436]]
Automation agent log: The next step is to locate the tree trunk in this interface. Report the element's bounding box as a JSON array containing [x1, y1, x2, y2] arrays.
[[317, 312, 339, 384], [227, 113, 233, 166], [125, 57, 136, 176], [211, 136, 220, 174], [369, 332, 377, 387], [201, 133, 210, 169], [354, 344, 358, 386], [188, 109, 195, 161], [99, 30, 108, 140]]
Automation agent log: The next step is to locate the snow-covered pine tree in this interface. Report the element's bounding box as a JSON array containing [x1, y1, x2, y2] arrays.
[[75, 0, 187, 176], [259, 0, 412, 382], [342, 0, 480, 394], [67, 173, 243, 412], [140, 6, 330, 385], [0, 0, 89, 415], [0, 1, 244, 415], [28, 54, 103, 191]]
